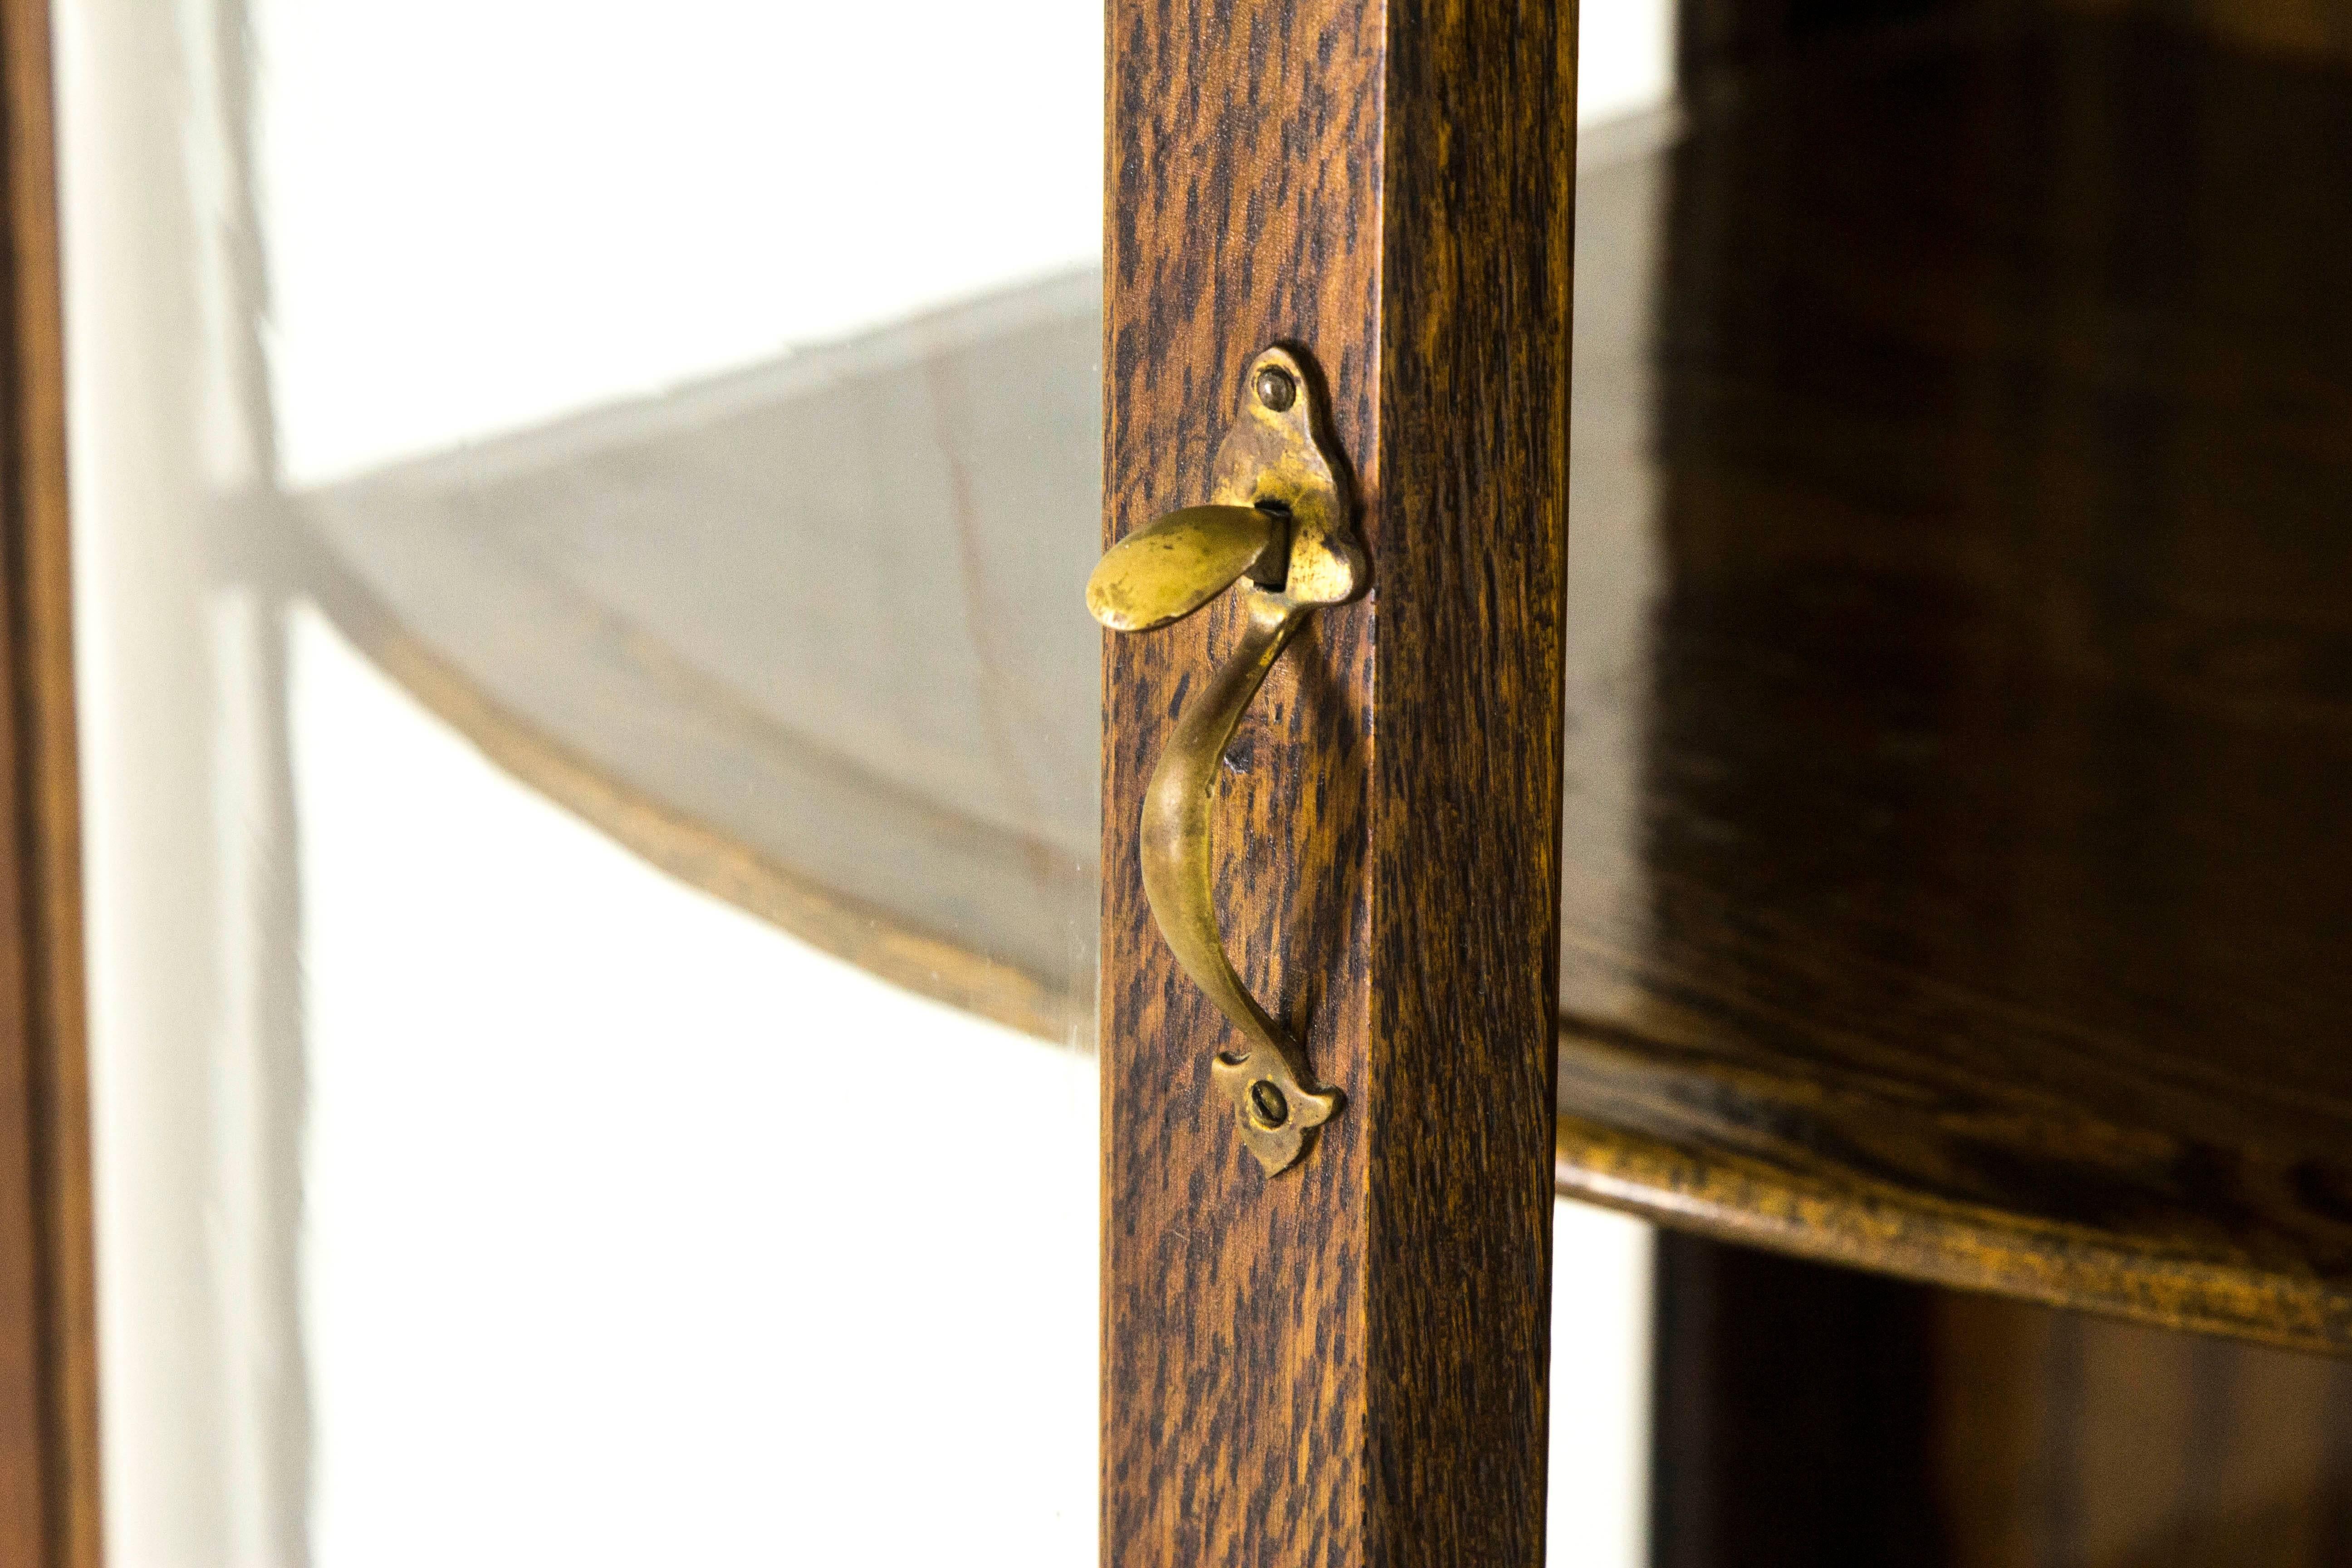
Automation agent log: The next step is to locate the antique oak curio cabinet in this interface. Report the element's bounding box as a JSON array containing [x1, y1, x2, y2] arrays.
[[4, 0, 2352, 1564]]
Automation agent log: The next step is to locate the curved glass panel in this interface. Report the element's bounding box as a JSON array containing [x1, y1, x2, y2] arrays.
[[57, 0, 1666, 1562]]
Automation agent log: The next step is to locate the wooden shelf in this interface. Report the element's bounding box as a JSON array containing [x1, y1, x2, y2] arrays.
[[1554, 13, 2352, 1350], [289, 9, 2352, 1352], [291, 273, 1105, 1044]]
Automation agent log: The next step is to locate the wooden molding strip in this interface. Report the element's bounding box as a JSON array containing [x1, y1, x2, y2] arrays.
[[0, 0, 101, 1562]]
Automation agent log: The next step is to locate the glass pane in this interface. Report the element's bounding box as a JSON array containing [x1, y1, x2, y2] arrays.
[[54, 0, 1668, 1562], [64, 4, 1101, 1561]]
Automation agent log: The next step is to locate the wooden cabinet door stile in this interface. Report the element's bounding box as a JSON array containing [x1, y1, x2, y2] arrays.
[[1102, 4, 1579, 1564]]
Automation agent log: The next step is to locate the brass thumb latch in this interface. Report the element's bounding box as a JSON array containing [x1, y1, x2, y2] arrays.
[[1086, 347, 1366, 1175]]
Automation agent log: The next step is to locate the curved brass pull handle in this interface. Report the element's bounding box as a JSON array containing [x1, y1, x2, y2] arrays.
[[1088, 348, 1365, 1175]]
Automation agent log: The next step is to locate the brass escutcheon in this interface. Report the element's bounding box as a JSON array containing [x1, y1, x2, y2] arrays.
[[1087, 346, 1365, 1174]]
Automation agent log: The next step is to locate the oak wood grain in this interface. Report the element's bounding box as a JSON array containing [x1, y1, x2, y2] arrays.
[[1365, 3, 1578, 1560], [1102, 1, 1575, 1564]]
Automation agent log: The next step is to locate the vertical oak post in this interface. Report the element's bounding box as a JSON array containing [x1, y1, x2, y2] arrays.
[[1102, 1, 1578, 1563]]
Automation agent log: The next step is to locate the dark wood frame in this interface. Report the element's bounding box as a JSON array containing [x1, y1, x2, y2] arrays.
[[0, 0, 98, 1564], [1101, 2, 1579, 1562]]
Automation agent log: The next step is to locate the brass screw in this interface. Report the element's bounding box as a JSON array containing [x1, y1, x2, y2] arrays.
[[1254, 366, 1297, 412], [1248, 1079, 1290, 1128]]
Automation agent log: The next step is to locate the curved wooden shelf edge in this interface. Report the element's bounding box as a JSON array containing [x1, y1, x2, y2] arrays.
[[299, 558, 2352, 1357], [306, 577, 1077, 1050], [1553, 1101, 2352, 1360]]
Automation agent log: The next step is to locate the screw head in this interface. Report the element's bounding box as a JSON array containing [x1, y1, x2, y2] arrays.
[[1248, 1079, 1290, 1128], [1254, 365, 1297, 412]]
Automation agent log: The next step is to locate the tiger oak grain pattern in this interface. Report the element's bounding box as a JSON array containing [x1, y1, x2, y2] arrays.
[[1364, 5, 1577, 1562], [1102, 2, 1574, 1564], [0, 1, 99, 1563]]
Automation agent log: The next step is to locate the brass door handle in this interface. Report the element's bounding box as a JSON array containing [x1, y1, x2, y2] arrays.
[[1088, 347, 1366, 1174]]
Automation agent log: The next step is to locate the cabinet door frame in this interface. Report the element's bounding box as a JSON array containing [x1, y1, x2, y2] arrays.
[[1101, 2, 1580, 1563]]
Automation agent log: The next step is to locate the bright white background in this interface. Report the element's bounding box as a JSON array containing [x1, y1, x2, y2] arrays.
[[290, 606, 1099, 1566], [251, 0, 1675, 489], [250, 0, 1106, 486], [57, 0, 1674, 1563]]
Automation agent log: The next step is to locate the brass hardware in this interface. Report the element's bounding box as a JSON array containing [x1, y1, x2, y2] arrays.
[[1084, 505, 1287, 631], [1088, 346, 1365, 1175]]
